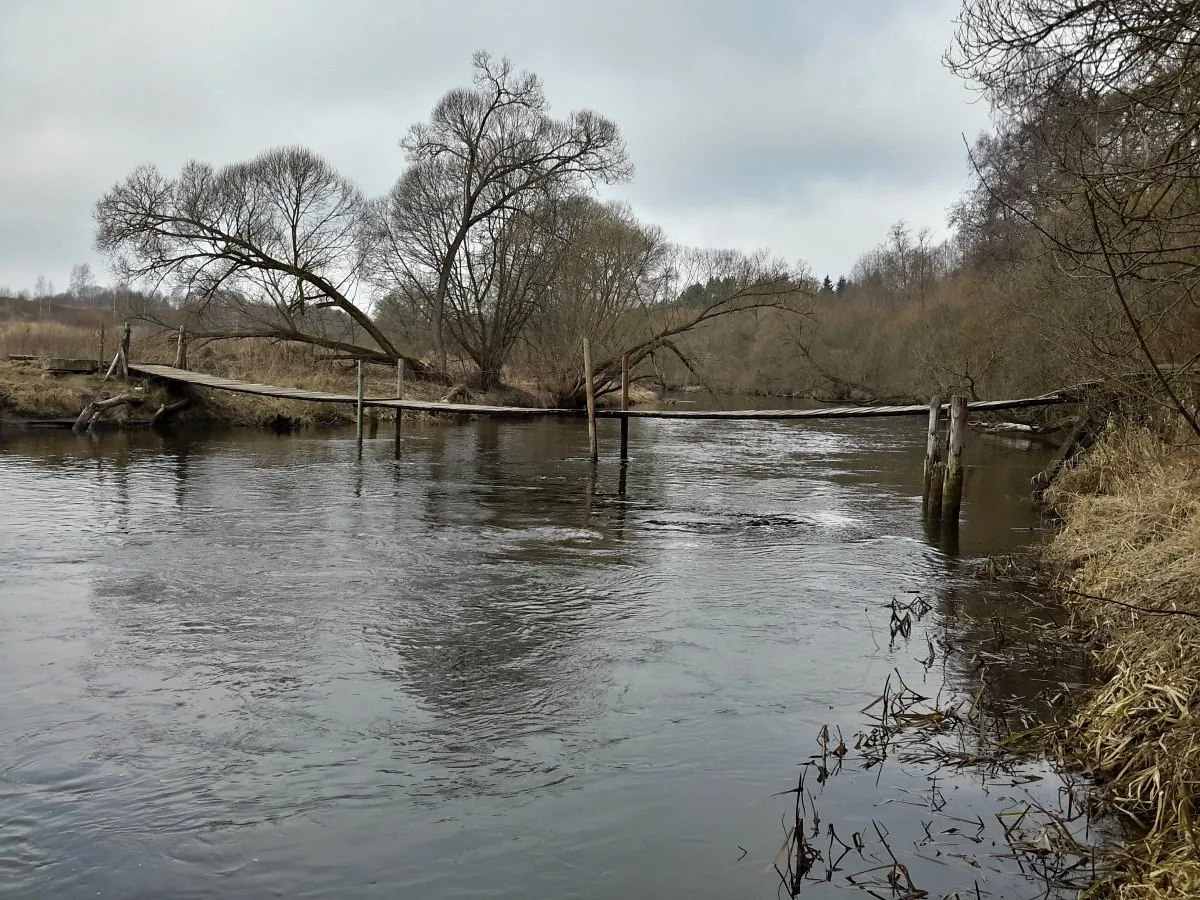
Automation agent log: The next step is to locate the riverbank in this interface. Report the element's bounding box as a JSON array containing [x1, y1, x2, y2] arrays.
[[1041, 418, 1200, 898], [0, 357, 661, 430]]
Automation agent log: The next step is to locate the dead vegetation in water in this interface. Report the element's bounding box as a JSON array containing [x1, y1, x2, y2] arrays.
[[1041, 421, 1200, 899], [771, 595, 1107, 899]]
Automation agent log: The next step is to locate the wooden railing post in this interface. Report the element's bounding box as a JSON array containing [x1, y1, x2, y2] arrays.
[[394, 358, 404, 445], [355, 359, 365, 446], [620, 352, 630, 464], [121, 323, 131, 379], [583, 338, 598, 463], [174, 325, 188, 370], [104, 322, 131, 382], [942, 395, 968, 521]]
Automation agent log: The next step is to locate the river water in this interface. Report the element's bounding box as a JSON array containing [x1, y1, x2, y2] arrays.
[[0, 414, 1094, 898]]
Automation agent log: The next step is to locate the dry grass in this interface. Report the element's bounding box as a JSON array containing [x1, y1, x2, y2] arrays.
[[1043, 422, 1200, 898], [0, 320, 109, 360], [0, 360, 171, 419], [1, 320, 599, 426]]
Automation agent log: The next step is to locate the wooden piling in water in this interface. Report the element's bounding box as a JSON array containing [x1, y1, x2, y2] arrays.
[[928, 461, 946, 520], [620, 352, 630, 464], [394, 358, 404, 444], [583, 338, 598, 462], [942, 395, 968, 521], [355, 359, 365, 444], [922, 395, 942, 506]]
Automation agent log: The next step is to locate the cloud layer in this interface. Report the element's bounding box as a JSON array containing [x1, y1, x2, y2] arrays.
[[0, 0, 990, 293]]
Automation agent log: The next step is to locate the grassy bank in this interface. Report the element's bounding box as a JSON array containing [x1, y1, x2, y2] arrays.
[[1, 320, 656, 428], [1043, 420, 1200, 898]]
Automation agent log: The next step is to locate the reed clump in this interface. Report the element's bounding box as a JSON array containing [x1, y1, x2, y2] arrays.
[[1043, 419, 1200, 899]]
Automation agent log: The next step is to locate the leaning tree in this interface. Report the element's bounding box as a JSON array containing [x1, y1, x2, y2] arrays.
[[94, 145, 429, 374]]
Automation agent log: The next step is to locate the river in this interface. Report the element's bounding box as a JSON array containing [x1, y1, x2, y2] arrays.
[[0, 413, 1096, 898]]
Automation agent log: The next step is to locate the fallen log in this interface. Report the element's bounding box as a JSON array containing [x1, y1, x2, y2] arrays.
[[151, 397, 191, 424], [73, 392, 145, 433]]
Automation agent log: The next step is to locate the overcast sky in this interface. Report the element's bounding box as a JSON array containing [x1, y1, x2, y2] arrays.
[[0, 0, 991, 295]]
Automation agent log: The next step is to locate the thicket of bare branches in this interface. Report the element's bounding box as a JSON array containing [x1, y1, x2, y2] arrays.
[[947, 0, 1200, 434]]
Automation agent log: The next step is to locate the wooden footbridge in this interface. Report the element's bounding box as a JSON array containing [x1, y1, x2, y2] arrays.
[[128, 363, 1070, 421], [122, 358, 1074, 528]]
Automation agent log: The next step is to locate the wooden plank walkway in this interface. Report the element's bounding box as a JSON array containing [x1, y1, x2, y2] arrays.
[[128, 363, 1070, 421], [128, 364, 577, 417]]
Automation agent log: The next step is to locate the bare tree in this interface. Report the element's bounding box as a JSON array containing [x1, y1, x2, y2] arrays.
[[69, 263, 97, 304], [94, 146, 429, 371], [369, 52, 632, 374], [549, 237, 814, 406], [947, 0, 1200, 434]]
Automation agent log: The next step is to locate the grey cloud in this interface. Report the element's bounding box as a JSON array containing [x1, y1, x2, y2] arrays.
[[0, 0, 987, 291]]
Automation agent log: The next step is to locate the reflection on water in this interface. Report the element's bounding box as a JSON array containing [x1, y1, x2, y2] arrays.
[[0, 414, 1085, 898]]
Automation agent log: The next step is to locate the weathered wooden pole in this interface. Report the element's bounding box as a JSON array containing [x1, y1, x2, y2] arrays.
[[97, 322, 106, 373], [355, 359, 365, 445], [583, 337, 598, 463], [620, 352, 630, 464], [942, 394, 968, 521], [394, 358, 404, 444], [120, 322, 131, 379], [922, 395, 942, 506], [173, 325, 188, 370], [104, 322, 132, 382]]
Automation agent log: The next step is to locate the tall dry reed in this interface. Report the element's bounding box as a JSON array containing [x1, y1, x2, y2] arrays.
[[1044, 421, 1200, 899]]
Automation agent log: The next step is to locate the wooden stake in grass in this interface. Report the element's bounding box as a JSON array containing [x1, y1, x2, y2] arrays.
[[104, 322, 132, 382], [173, 325, 188, 370], [583, 337, 598, 463]]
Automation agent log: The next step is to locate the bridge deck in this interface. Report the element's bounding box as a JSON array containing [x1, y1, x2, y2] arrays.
[[128, 363, 1069, 420]]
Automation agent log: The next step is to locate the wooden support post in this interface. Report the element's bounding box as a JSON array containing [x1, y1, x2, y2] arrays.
[[928, 461, 945, 520], [120, 322, 131, 379], [355, 359, 365, 444], [394, 358, 404, 444], [104, 322, 132, 382], [942, 395, 968, 521], [98, 322, 106, 373], [620, 352, 630, 464], [174, 325, 188, 370], [583, 337, 598, 463], [922, 395, 942, 505]]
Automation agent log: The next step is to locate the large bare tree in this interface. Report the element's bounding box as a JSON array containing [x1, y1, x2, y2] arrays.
[[94, 145, 432, 372], [367, 52, 632, 373]]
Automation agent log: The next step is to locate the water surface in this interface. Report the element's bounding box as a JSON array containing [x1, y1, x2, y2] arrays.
[[0, 414, 1088, 898]]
